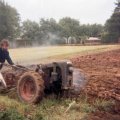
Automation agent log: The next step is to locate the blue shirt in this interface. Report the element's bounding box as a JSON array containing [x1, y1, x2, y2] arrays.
[[0, 48, 14, 65]]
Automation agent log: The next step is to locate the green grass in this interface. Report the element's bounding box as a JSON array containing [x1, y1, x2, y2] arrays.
[[0, 95, 115, 120], [0, 108, 26, 120]]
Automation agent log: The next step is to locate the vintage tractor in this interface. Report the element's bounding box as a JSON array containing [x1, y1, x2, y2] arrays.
[[0, 61, 85, 104]]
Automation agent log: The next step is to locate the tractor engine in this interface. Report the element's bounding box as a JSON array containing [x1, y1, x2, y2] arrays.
[[37, 61, 73, 96]]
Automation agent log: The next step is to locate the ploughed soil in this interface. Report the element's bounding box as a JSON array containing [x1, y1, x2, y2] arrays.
[[71, 49, 120, 120]]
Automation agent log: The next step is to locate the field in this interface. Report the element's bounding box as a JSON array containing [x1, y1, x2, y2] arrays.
[[0, 44, 120, 120], [10, 45, 120, 64]]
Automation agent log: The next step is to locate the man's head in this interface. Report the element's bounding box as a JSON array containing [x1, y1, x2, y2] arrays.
[[0, 39, 9, 50]]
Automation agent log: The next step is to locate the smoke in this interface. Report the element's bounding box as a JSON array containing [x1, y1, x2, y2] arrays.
[[9, 32, 65, 48], [42, 32, 64, 45]]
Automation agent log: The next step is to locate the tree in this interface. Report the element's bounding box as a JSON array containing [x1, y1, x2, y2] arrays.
[[59, 17, 80, 38], [103, 0, 120, 43], [104, 13, 120, 43], [0, 0, 20, 40], [80, 24, 103, 37], [114, 0, 120, 13], [40, 18, 61, 34], [89, 24, 103, 37], [40, 18, 63, 44], [22, 20, 41, 41]]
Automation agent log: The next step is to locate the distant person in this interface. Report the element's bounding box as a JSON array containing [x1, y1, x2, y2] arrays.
[[0, 39, 14, 88]]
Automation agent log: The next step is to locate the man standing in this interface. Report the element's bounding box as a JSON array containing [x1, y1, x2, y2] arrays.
[[0, 39, 14, 88]]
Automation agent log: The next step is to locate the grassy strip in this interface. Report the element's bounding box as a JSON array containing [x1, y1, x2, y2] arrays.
[[9, 45, 120, 65], [0, 95, 115, 120]]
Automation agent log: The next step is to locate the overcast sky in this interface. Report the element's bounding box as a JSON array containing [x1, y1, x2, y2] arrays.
[[5, 0, 116, 25]]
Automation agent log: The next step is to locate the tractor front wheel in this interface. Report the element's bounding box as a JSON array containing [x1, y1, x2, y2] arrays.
[[17, 72, 44, 104]]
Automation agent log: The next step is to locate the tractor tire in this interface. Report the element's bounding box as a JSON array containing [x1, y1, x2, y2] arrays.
[[17, 72, 44, 104]]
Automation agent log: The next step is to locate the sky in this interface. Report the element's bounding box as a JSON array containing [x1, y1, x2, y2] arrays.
[[5, 0, 116, 25]]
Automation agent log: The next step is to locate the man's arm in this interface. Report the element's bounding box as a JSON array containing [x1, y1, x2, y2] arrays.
[[5, 51, 14, 65]]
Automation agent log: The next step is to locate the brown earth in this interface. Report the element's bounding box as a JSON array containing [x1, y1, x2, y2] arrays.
[[71, 49, 120, 120]]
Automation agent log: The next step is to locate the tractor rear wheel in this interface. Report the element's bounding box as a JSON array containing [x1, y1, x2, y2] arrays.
[[17, 72, 44, 104]]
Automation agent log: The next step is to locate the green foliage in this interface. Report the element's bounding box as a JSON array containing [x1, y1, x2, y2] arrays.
[[22, 20, 41, 41], [21, 17, 103, 45], [104, 1, 120, 43], [22, 18, 62, 45], [40, 18, 62, 44], [80, 24, 103, 37], [0, 108, 26, 120], [59, 17, 80, 38], [40, 18, 61, 34], [101, 32, 118, 43], [0, 0, 20, 40]]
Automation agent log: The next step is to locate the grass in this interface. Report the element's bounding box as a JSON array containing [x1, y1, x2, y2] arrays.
[[0, 95, 115, 120], [0, 96, 87, 120], [9, 45, 120, 65], [0, 108, 26, 120], [93, 98, 115, 111]]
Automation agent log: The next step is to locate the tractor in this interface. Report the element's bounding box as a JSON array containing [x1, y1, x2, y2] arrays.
[[0, 61, 84, 104]]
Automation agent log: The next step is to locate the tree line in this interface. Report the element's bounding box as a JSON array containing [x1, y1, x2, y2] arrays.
[[0, 0, 120, 44]]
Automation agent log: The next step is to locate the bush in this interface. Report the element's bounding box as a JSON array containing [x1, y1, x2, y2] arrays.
[[101, 32, 119, 43]]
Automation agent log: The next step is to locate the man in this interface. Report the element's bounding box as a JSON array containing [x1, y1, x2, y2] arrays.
[[0, 39, 14, 88]]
